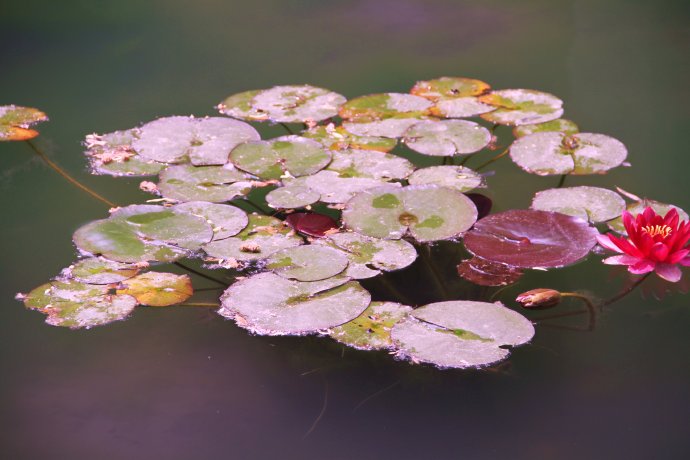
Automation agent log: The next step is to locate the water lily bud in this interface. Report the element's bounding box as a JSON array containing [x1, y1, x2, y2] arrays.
[[516, 289, 562, 309]]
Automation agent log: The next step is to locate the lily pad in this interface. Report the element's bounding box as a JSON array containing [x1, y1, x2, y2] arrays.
[[342, 185, 478, 242], [116, 272, 193, 307], [174, 201, 248, 240], [478, 89, 564, 126], [403, 120, 491, 156], [342, 116, 434, 139], [158, 164, 252, 202], [339, 93, 432, 121], [513, 119, 579, 138], [391, 300, 534, 369], [21, 280, 137, 329], [407, 165, 484, 192], [327, 149, 414, 180], [250, 85, 346, 123], [229, 135, 331, 180], [285, 212, 339, 238], [265, 185, 320, 209], [302, 124, 397, 152], [203, 214, 303, 262], [329, 301, 413, 350], [463, 209, 598, 268], [63, 257, 141, 284], [218, 272, 371, 335], [267, 245, 349, 281], [410, 77, 491, 100], [457, 257, 523, 286], [531, 186, 625, 223], [85, 130, 165, 177], [286, 170, 394, 204], [608, 199, 689, 235], [430, 97, 497, 118], [0, 105, 48, 141], [217, 89, 268, 121]]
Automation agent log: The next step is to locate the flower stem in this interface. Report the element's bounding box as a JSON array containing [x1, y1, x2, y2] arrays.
[[601, 273, 651, 308], [25, 140, 117, 208], [561, 292, 597, 330], [418, 244, 450, 300], [556, 174, 567, 188], [474, 148, 509, 171], [376, 275, 416, 306], [279, 123, 295, 135]]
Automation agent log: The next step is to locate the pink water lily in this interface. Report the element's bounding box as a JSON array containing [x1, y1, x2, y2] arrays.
[[597, 207, 690, 282]]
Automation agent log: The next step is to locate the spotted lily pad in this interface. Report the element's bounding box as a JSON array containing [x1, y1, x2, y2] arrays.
[[403, 120, 491, 156], [342, 185, 478, 242], [329, 301, 413, 350], [407, 165, 483, 192], [217, 89, 268, 121], [157, 164, 252, 202], [430, 97, 497, 118], [85, 130, 164, 177], [116, 272, 193, 307], [267, 245, 349, 281], [174, 201, 248, 240], [286, 170, 395, 204], [218, 272, 371, 335], [607, 199, 689, 235], [250, 85, 346, 123], [342, 116, 435, 139], [62, 257, 141, 284], [302, 124, 397, 152], [0, 105, 48, 141], [478, 89, 563, 126], [531, 186, 625, 223], [21, 280, 137, 329], [463, 209, 598, 268], [513, 119, 579, 138], [391, 300, 534, 368], [265, 185, 320, 209], [339, 93, 432, 121], [203, 214, 303, 262], [411, 77, 491, 100], [229, 135, 331, 180], [327, 149, 414, 180], [457, 257, 523, 286]]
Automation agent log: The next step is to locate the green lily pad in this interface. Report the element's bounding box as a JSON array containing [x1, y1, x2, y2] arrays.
[[203, 214, 303, 262], [21, 280, 137, 329], [286, 171, 393, 204], [250, 85, 346, 123], [267, 245, 349, 281], [329, 301, 413, 350], [403, 120, 492, 156], [174, 201, 248, 240], [219, 272, 370, 335], [229, 135, 331, 180], [158, 164, 252, 202], [410, 77, 491, 100], [316, 232, 418, 279], [85, 130, 165, 177], [327, 149, 414, 180], [302, 124, 397, 152], [116, 272, 193, 307], [430, 97, 497, 118], [531, 186, 625, 223], [407, 165, 484, 192], [513, 119, 579, 138], [217, 89, 269, 121], [342, 116, 434, 139], [391, 300, 534, 369], [342, 185, 478, 242], [608, 199, 689, 235], [339, 93, 432, 121], [478, 89, 564, 126], [0, 105, 48, 141], [265, 185, 320, 209], [509, 132, 628, 175], [63, 257, 141, 284]]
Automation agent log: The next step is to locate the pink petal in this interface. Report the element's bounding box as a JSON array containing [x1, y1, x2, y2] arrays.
[[642, 207, 657, 223], [650, 242, 670, 262], [680, 255, 690, 267], [603, 255, 640, 266], [610, 234, 644, 258], [596, 234, 623, 253], [654, 263, 682, 283], [622, 211, 637, 236], [628, 259, 655, 275], [668, 248, 690, 264]]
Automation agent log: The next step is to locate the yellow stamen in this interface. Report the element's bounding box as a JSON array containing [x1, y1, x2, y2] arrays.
[[641, 224, 672, 238]]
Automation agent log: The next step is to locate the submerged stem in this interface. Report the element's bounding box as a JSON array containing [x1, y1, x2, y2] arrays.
[[474, 148, 509, 171], [556, 174, 568, 188], [601, 273, 651, 308], [561, 292, 597, 330], [279, 123, 295, 135], [418, 245, 450, 300], [173, 261, 229, 286]]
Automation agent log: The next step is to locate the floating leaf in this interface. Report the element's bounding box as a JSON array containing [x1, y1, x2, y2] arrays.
[[285, 212, 339, 238], [22, 280, 137, 329], [302, 124, 397, 152], [329, 301, 413, 350], [430, 97, 496, 118], [463, 209, 598, 268], [266, 185, 320, 209], [457, 257, 523, 286], [410, 77, 491, 100], [219, 272, 370, 335], [84, 130, 165, 177], [158, 164, 252, 202], [286, 170, 394, 204], [116, 272, 193, 307], [339, 93, 432, 121], [513, 119, 579, 138], [608, 200, 689, 235], [509, 132, 628, 175], [63, 257, 141, 284], [531, 186, 625, 223], [407, 165, 484, 192], [391, 300, 534, 368], [342, 116, 434, 139], [267, 245, 349, 281], [217, 89, 268, 121], [478, 89, 563, 126], [342, 185, 478, 242], [230, 135, 331, 180], [403, 119, 491, 157], [0, 105, 48, 141], [250, 85, 346, 123], [327, 149, 414, 180], [174, 201, 248, 240]]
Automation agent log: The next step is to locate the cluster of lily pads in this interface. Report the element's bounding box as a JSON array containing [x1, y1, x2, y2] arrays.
[[8, 77, 688, 369]]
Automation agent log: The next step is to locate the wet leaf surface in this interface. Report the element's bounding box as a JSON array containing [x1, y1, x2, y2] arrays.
[[286, 170, 395, 204], [479, 89, 563, 126], [266, 185, 320, 209], [457, 257, 523, 286], [174, 201, 248, 240], [284, 212, 339, 238], [407, 165, 484, 193], [116, 272, 193, 307], [513, 118, 579, 138], [326, 148, 414, 180], [329, 301, 413, 350], [531, 186, 625, 223], [410, 77, 491, 100], [85, 130, 165, 177], [250, 85, 346, 123], [0, 105, 48, 141], [339, 93, 432, 121], [403, 119, 491, 156], [302, 125, 397, 152], [267, 245, 349, 281], [157, 164, 252, 202], [63, 257, 141, 284]]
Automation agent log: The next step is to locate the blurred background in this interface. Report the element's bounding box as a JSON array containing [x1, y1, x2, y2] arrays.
[[1, 1, 688, 459]]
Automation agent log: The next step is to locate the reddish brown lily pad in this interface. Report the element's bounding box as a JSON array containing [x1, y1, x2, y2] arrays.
[[457, 257, 523, 286], [285, 212, 339, 238]]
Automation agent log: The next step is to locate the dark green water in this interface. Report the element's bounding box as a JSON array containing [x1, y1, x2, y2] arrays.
[[1, 1, 689, 459]]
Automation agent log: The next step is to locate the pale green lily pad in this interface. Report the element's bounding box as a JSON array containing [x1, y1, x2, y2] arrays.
[[391, 300, 535, 369], [513, 119, 579, 138], [608, 200, 689, 235], [531, 186, 625, 223], [411, 77, 491, 100], [0, 105, 48, 141], [217, 89, 268, 121], [251, 85, 346, 123], [21, 280, 137, 329], [116, 272, 193, 307], [430, 97, 496, 118], [479, 89, 564, 126], [342, 185, 478, 242], [85, 130, 165, 177], [174, 201, 248, 240], [407, 165, 484, 192], [158, 164, 252, 202], [266, 185, 320, 209], [63, 257, 141, 284], [342, 117, 434, 139], [267, 245, 349, 281], [203, 214, 303, 262], [509, 132, 628, 175], [327, 149, 414, 180], [286, 171, 394, 204], [218, 272, 370, 335], [339, 93, 432, 121], [229, 135, 331, 180], [316, 232, 418, 279], [403, 120, 491, 156], [329, 301, 413, 350], [302, 124, 397, 152]]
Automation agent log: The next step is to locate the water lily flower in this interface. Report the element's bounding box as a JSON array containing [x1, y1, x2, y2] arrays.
[[597, 207, 690, 282]]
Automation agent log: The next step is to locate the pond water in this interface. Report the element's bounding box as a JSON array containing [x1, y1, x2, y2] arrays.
[[1, 1, 689, 458]]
